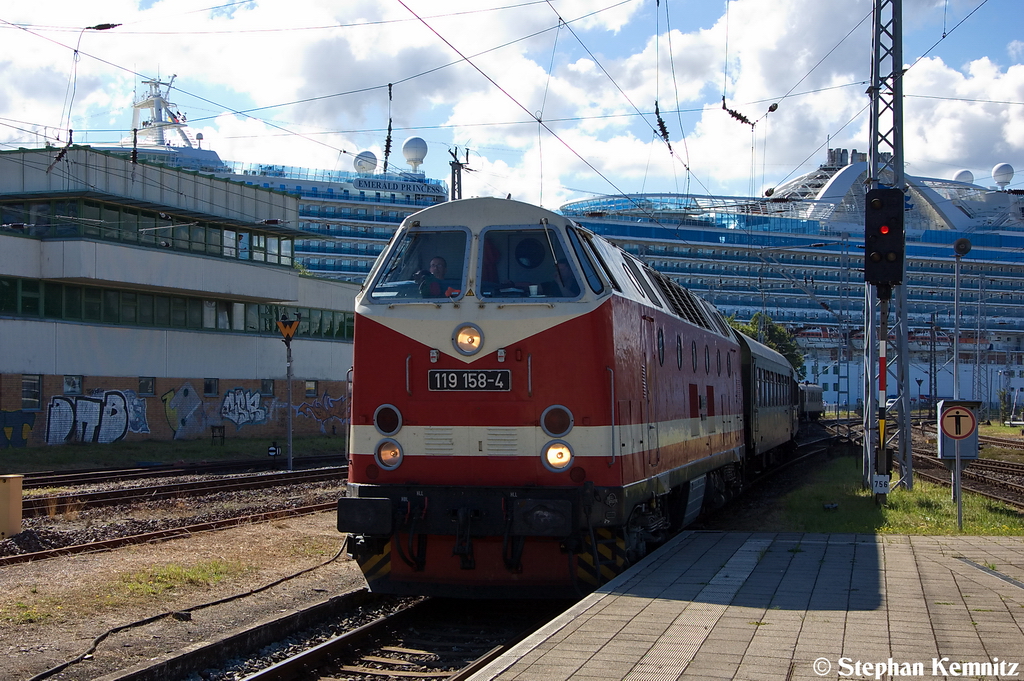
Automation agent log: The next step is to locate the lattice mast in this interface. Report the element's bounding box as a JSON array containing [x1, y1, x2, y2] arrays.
[[864, 0, 911, 498]]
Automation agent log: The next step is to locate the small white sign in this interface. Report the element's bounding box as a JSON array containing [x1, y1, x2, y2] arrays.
[[872, 475, 891, 494]]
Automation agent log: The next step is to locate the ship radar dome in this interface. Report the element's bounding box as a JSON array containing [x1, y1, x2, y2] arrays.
[[402, 137, 428, 172], [953, 169, 973, 184], [354, 151, 377, 174], [992, 163, 1014, 189]]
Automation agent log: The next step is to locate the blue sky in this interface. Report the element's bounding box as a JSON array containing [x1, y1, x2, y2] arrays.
[[1, 0, 1021, 207]]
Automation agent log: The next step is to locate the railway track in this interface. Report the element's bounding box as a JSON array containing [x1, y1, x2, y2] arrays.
[[826, 422, 1024, 509], [239, 596, 564, 681], [20, 453, 348, 489], [0, 502, 337, 567], [910, 452, 1024, 509], [22, 466, 347, 517]]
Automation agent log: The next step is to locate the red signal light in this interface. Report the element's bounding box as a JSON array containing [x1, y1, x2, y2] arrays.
[[880, 225, 890, 234]]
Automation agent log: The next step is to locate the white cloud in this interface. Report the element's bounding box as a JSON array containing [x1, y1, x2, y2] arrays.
[[1, 0, 1021, 199]]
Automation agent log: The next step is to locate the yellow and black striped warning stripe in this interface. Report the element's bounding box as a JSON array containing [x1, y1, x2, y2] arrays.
[[576, 528, 627, 587], [356, 540, 391, 585]]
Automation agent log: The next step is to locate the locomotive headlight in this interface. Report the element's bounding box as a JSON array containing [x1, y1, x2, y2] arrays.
[[374, 404, 402, 435], [542, 440, 573, 471], [375, 439, 403, 469], [453, 323, 483, 356], [541, 405, 573, 437]]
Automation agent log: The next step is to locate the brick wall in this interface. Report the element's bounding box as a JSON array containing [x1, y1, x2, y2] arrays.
[[0, 373, 349, 449]]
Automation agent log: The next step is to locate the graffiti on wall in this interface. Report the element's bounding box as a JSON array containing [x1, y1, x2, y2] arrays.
[[161, 382, 212, 439], [1, 411, 36, 449], [296, 391, 348, 433], [45, 389, 149, 445], [161, 384, 281, 438], [221, 389, 279, 428]]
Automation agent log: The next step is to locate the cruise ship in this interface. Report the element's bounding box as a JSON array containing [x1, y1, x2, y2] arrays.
[[113, 80, 1024, 417], [6, 78, 1022, 431], [561, 153, 1024, 418]]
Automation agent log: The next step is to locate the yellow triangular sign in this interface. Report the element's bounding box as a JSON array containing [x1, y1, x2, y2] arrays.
[[276, 319, 300, 340]]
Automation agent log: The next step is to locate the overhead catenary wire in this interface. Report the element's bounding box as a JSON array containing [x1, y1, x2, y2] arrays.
[[395, 0, 658, 217], [1, 0, 1006, 208]]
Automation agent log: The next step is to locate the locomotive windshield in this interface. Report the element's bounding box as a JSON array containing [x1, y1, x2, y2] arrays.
[[479, 227, 581, 299], [368, 228, 468, 301]]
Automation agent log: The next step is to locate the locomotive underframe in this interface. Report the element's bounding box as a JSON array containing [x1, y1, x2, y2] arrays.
[[338, 446, 744, 585]]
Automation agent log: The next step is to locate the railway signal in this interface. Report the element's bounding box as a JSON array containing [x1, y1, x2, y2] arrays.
[[864, 187, 905, 288]]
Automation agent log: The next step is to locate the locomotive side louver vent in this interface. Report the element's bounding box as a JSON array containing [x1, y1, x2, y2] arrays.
[[424, 427, 454, 455], [487, 428, 518, 454], [647, 268, 715, 331]]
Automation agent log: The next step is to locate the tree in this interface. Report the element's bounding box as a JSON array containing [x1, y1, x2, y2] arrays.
[[727, 312, 806, 380]]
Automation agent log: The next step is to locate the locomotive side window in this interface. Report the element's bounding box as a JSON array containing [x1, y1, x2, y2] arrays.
[[691, 340, 698, 372], [657, 328, 665, 366], [566, 226, 606, 294], [368, 228, 468, 301], [622, 257, 663, 308], [620, 261, 647, 298], [479, 228, 580, 299], [676, 334, 683, 369], [585, 237, 622, 292]]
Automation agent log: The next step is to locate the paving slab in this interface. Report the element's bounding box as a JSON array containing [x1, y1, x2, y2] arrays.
[[468, 531, 1024, 680]]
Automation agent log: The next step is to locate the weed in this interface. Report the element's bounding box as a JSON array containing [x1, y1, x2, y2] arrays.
[[119, 561, 248, 597], [3, 603, 50, 624]]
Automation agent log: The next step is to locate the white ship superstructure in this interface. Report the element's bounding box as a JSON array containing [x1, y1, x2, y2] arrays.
[[6, 79, 1023, 422], [107, 78, 448, 283], [562, 149, 1024, 418]]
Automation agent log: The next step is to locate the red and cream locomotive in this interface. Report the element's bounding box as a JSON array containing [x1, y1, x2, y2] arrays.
[[338, 197, 799, 597]]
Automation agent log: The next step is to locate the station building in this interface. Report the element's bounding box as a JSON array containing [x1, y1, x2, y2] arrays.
[[0, 147, 359, 449]]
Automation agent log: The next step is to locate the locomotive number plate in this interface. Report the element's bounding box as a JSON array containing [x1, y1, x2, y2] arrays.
[[428, 369, 511, 391]]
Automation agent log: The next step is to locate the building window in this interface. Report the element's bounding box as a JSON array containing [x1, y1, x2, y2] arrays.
[[63, 375, 83, 395], [22, 374, 42, 410], [260, 379, 275, 396], [305, 380, 318, 398], [139, 377, 156, 396], [204, 378, 219, 397]]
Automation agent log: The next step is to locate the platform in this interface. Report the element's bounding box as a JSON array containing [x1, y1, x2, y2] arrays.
[[469, 532, 1024, 680]]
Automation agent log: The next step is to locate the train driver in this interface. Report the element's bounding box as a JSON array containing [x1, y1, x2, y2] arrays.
[[416, 256, 449, 297]]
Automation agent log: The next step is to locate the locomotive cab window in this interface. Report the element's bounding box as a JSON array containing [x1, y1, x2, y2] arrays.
[[479, 227, 581, 299], [368, 227, 468, 301]]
